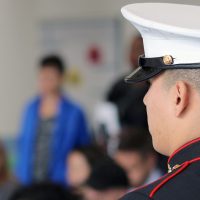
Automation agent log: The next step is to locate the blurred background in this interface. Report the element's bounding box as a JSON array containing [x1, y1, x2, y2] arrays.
[[0, 0, 199, 200]]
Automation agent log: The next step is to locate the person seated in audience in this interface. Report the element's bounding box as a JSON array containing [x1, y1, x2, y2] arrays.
[[9, 182, 80, 200], [82, 157, 129, 200], [16, 55, 90, 186], [114, 127, 163, 188], [0, 142, 18, 200], [67, 145, 105, 194]]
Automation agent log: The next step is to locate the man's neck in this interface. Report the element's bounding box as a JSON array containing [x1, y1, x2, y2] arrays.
[[169, 131, 200, 156]]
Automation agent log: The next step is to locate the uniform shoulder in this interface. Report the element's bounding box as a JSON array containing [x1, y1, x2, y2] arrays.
[[120, 172, 170, 200], [120, 191, 153, 200], [120, 161, 200, 200]]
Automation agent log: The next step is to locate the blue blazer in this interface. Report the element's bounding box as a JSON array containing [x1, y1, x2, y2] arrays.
[[16, 95, 90, 185]]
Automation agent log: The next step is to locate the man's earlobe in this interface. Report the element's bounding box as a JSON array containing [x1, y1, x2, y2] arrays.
[[174, 81, 189, 117]]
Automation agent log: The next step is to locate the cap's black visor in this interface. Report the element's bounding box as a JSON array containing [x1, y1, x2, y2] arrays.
[[125, 66, 163, 83], [125, 54, 200, 83]]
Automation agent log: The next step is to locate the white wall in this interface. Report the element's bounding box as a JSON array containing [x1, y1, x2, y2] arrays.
[[1, 0, 200, 136], [0, 1, 37, 136]]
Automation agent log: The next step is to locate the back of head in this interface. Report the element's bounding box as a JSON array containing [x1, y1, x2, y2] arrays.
[[118, 127, 154, 156], [70, 145, 106, 168], [10, 182, 80, 200], [85, 157, 129, 190], [67, 145, 107, 190], [115, 127, 159, 187]]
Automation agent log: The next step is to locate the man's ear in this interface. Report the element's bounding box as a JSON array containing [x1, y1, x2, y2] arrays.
[[173, 81, 189, 117]]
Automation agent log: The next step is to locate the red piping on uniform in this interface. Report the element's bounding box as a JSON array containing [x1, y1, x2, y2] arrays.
[[188, 157, 200, 164], [129, 157, 200, 195], [168, 137, 200, 164], [149, 157, 200, 198], [149, 162, 189, 198]]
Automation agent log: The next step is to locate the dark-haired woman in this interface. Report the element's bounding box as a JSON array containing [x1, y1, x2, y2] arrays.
[[16, 55, 90, 186]]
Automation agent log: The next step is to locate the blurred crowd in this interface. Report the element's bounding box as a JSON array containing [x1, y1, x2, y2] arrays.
[[0, 35, 167, 200]]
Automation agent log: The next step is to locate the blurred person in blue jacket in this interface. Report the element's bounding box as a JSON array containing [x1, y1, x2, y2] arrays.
[[16, 55, 90, 186]]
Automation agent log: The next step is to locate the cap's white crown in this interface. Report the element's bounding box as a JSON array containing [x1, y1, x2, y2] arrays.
[[121, 3, 200, 64]]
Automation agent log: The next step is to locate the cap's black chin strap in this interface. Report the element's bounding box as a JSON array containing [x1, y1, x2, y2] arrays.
[[139, 55, 200, 69]]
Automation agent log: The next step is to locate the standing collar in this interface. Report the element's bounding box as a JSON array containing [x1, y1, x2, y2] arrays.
[[168, 137, 200, 172]]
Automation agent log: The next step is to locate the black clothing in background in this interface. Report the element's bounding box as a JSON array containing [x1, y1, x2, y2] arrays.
[[106, 75, 148, 128]]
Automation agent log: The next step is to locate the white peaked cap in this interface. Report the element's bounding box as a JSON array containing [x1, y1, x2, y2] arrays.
[[121, 3, 200, 83]]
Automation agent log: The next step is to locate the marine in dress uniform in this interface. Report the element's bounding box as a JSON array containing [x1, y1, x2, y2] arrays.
[[120, 3, 200, 200]]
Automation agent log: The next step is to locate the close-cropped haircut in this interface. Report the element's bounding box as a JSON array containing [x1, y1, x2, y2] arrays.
[[118, 127, 154, 157], [163, 69, 200, 91], [39, 54, 66, 75]]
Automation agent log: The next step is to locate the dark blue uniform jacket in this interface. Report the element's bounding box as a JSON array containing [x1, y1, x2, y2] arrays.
[[121, 137, 200, 200]]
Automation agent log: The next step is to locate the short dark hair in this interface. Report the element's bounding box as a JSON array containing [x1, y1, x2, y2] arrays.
[[10, 182, 80, 200], [39, 54, 66, 75], [85, 157, 129, 190], [69, 145, 106, 169], [118, 127, 154, 157]]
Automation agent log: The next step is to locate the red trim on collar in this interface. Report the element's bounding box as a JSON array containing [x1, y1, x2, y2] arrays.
[[168, 137, 200, 164], [150, 157, 200, 198], [149, 161, 189, 198]]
